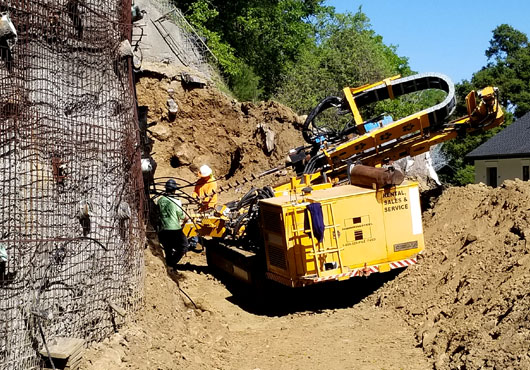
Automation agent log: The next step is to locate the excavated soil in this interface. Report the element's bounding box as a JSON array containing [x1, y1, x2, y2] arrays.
[[80, 242, 430, 370], [369, 180, 530, 369], [136, 65, 306, 202], [81, 69, 529, 369], [81, 68, 431, 370]]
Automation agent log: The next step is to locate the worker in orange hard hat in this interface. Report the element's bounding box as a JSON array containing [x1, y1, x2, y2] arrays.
[[192, 164, 218, 212]]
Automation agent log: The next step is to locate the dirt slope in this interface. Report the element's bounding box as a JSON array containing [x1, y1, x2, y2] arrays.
[[370, 180, 530, 369], [78, 69, 433, 370], [136, 66, 305, 202], [81, 66, 529, 370], [79, 242, 229, 370]]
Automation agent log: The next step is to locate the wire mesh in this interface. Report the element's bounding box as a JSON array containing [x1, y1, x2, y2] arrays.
[[0, 1, 145, 369], [150, 0, 213, 76]]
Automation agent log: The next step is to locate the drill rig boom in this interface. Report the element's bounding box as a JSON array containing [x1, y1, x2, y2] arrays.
[[300, 73, 504, 180]]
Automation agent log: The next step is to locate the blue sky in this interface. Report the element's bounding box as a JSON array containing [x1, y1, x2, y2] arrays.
[[324, 0, 530, 83]]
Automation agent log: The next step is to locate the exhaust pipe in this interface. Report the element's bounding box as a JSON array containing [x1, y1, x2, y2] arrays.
[[349, 164, 404, 188]]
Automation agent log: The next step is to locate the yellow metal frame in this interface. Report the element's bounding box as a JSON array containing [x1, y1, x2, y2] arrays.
[[325, 86, 504, 171], [183, 215, 227, 238], [183, 79, 504, 289], [342, 75, 401, 126], [272, 173, 332, 195]]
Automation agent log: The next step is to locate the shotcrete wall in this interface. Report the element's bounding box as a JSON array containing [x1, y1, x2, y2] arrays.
[[0, 1, 144, 369]]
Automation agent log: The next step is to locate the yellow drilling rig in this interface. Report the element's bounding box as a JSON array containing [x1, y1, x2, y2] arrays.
[[180, 73, 504, 287]]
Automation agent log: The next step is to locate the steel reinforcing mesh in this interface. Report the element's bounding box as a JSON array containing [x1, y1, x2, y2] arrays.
[[0, 1, 145, 369]]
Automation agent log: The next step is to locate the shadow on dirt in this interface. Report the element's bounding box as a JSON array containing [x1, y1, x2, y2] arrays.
[[146, 224, 209, 273], [419, 184, 445, 212], [216, 268, 404, 317], [173, 261, 210, 274], [147, 230, 404, 316]]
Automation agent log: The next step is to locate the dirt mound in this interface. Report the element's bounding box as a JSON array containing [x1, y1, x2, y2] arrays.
[[88, 64, 529, 370], [79, 68, 312, 369], [136, 67, 306, 202], [370, 180, 530, 369]]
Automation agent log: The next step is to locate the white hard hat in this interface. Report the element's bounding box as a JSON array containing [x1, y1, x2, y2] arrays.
[[199, 164, 212, 177], [141, 158, 152, 173]]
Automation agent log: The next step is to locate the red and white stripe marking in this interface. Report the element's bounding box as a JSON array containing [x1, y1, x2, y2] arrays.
[[266, 256, 419, 286], [301, 256, 418, 283], [389, 256, 417, 269]]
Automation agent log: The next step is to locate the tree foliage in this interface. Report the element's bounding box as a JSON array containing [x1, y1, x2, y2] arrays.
[[473, 24, 530, 117], [177, 0, 327, 99], [440, 24, 528, 185], [178, 2, 528, 188], [276, 9, 411, 116], [178, 2, 413, 105], [440, 115, 509, 185]]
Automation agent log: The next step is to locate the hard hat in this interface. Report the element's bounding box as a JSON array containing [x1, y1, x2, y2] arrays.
[[199, 165, 212, 178], [141, 158, 152, 173], [165, 179, 177, 191]]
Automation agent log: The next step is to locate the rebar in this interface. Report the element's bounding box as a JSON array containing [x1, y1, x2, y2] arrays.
[[0, 1, 145, 369]]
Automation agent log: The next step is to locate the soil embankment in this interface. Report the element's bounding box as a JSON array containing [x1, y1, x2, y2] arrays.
[[82, 68, 430, 370], [135, 65, 305, 202], [80, 245, 430, 370], [370, 181, 530, 369]]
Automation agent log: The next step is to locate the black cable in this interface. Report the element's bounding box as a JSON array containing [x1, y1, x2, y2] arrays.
[[303, 153, 325, 174], [232, 212, 249, 238], [235, 188, 258, 210], [150, 188, 197, 205], [150, 191, 201, 236], [224, 200, 238, 209], [63, 236, 108, 251], [177, 285, 198, 310], [152, 177, 195, 191]]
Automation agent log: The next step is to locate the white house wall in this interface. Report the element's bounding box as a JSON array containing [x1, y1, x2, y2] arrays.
[[474, 158, 530, 186]]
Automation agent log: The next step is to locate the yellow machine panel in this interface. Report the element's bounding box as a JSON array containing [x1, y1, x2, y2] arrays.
[[259, 182, 424, 287]]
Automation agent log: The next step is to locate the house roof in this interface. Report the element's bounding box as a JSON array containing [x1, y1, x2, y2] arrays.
[[467, 112, 530, 160]]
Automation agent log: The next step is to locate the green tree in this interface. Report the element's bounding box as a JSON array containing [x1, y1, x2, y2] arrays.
[[440, 25, 527, 185], [473, 24, 530, 117], [178, 0, 327, 99], [440, 113, 509, 185], [276, 9, 411, 116]]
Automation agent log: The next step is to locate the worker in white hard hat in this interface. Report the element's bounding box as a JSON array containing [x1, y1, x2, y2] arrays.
[[189, 165, 218, 251], [192, 164, 218, 212]]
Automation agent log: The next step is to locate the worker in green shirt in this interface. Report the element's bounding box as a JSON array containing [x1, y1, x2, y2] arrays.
[[157, 179, 189, 268]]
